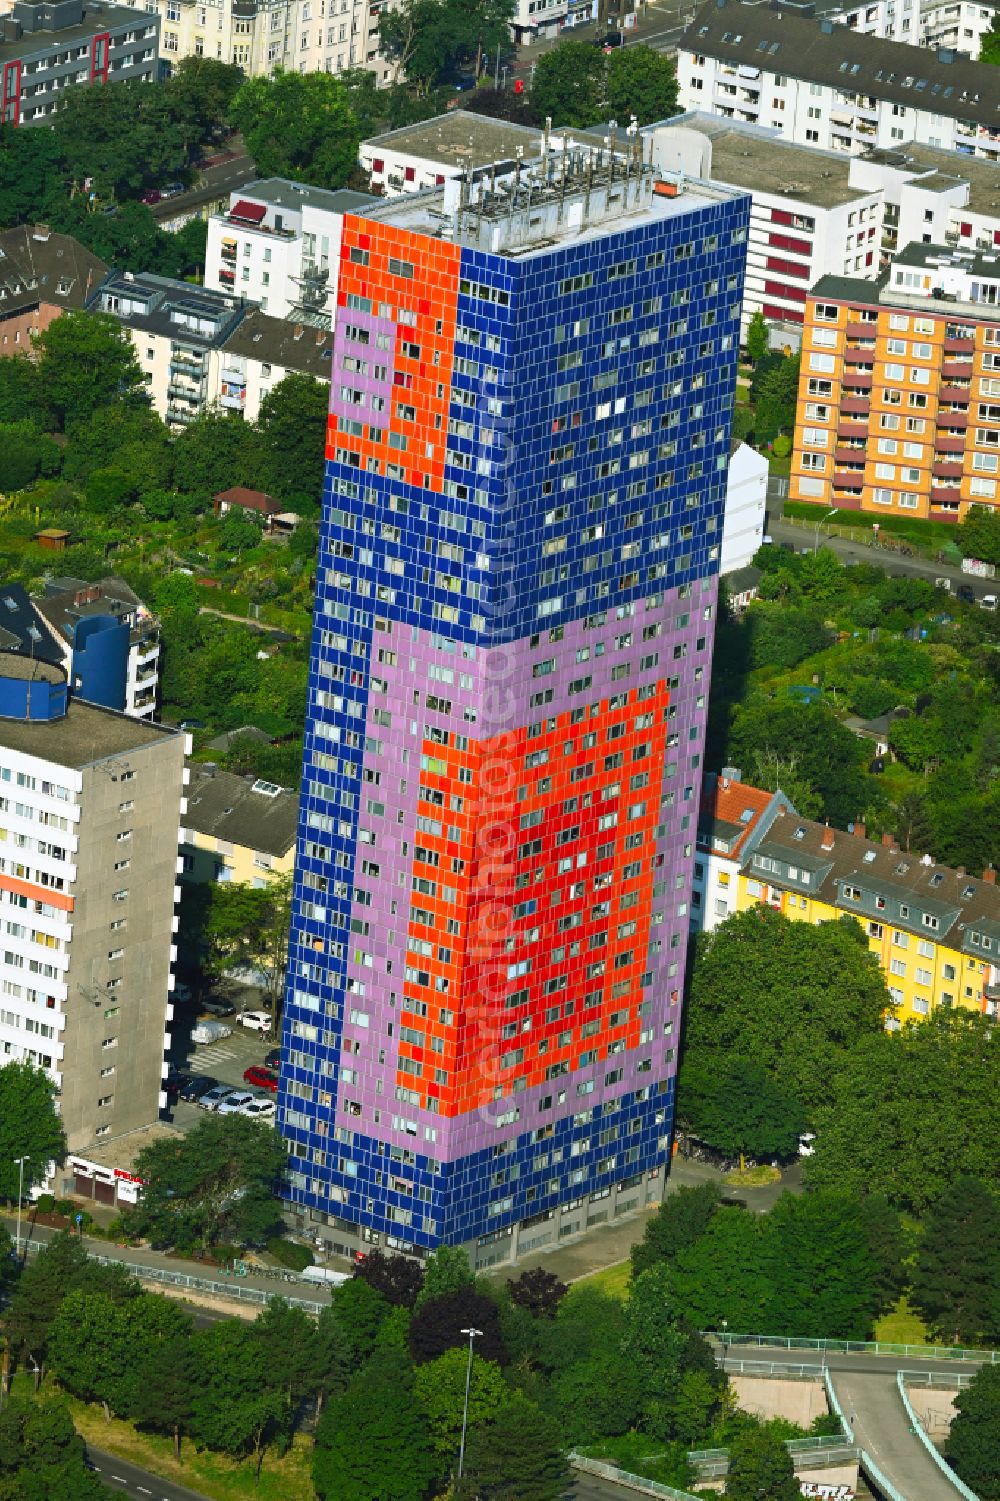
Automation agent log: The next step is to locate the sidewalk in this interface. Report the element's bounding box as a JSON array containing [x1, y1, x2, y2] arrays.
[[511, 0, 693, 80]]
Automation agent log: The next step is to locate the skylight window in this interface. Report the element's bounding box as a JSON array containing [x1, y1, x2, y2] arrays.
[[794, 826, 806, 840], [863, 850, 877, 863]]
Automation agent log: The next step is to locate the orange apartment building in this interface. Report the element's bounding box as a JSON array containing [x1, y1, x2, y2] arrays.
[[789, 244, 1000, 524]]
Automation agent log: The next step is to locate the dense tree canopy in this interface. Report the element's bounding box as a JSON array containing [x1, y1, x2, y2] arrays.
[[119, 1114, 286, 1251], [684, 907, 889, 1115], [677, 1054, 806, 1165], [33, 311, 146, 430], [910, 1177, 1000, 1344], [532, 42, 677, 128], [947, 1364, 1000, 1499], [803, 1011, 999, 1212]]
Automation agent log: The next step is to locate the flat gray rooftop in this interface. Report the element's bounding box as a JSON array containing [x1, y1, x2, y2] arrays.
[[0, 1, 150, 64], [363, 110, 545, 168], [689, 118, 870, 209], [861, 140, 1000, 219], [232, 179, 376, 216], [0, 697, 180, 767]]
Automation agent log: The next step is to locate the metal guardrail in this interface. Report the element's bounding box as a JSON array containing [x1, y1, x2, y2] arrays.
[[896, 1371, 980, 1501], [724, 1357, 827, 1378], [13, 1236, 326, 1317], [715, 1332, 998, 1364], [569, 1454, 701, 1499], [900, 1370, 976, 1391]]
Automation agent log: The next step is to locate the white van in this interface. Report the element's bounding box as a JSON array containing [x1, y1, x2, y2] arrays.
[[191, 1020, 233, 1045], [980, 594, 998, 612], [299, 1264, 351, 1288]]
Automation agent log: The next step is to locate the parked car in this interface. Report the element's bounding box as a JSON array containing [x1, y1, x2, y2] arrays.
[[238, 1010, 272, 1033], [980, 593, 997, 611], [179, 1074, 217, 1103], [202, 999, 235, 1018], [243, 1066, 279, 1092], [240, 1098, 276, 1121], [161, 182, 185, 198], [191, 1020, 233, 1045], [798, 1133, 816, 1158], [216, 1090, 257, 1115], [263, 1047, 281, 1071], [198, 1083, 236, 1111], [957, 584, 976, 604], [141, 188, 161, 204], [164, 1068, 192, 1101]]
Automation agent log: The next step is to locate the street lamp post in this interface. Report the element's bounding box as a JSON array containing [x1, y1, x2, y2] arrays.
[[815, 507, 838, 554], [13, 1156, 29, 1262], [457, 1325, 483, 1482]]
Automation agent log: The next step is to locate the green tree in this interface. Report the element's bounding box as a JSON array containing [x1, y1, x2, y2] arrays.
[[632, 1181, 723, 1277], [531, 40, 607, 128], [229, 71, 360, 186], [171, 407, 263, 493], [536, 1284, 627, 1377], [677, 1054, 806, 1168], [727, 697, 876, 827], [217, 509, 264, 555], [413, 1243, 474, 1309], [413, 1347, 508, 1470], [313, 1347, 436, 1501], [606, 46, 678, 126], [253, 1297, 322, 1411], [685, 906, 888, 1114], [947, 1363, 1000, 1499], [957, 503, 1000, 565], [745, 604, 833, 669], [48, 1288, 191, 1418], [257, 372, 330, 514], [33, 310, 146, 429], [745, 309, 769, 364], [203, 872, 292, 1009], [188, 1319, 287, 1476], [753, 353, 800, 442], [910, 1177, 1000, 1344], [325, 1277, 392, 1373], [119, 1113, 286, 1251], [622, 1264, 687, 1439], [129, 1335, 195, 1459], [0, 1395, 109, 1501], [804, 1012, 999, 1213], [0, 356, 42, 425], [760, 1192, 884, 1339], [666, 1207, 772, 1334], [0, 1061, 66, 1203], [454, 1393, 568, 1501], [0, 125, 68, 227], [725, 1426, 800, 1500]]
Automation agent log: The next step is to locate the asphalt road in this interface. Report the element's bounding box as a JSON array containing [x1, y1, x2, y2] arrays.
[[149, 152, 257, 226], [768, 515, 998, 598], [87, 1445, 211, 1501]]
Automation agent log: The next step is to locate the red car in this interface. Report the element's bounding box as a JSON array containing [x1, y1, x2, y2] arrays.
[[243, 1065, 279, 1092]]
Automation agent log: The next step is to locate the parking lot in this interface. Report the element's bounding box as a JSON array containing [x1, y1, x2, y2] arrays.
[[165, 996, 277, 1129]]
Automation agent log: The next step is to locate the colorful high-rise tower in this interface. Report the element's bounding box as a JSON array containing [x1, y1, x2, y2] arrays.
[[279, 145, 748, 1267]]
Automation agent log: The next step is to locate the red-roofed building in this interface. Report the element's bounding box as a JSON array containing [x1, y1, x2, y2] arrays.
[[213, 487, 283, 524], [692, 770, 794, 931]]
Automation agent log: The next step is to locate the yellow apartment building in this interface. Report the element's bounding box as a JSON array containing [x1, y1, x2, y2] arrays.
[[733, 809, 1000, 1027], [179, 762, 297, 888], [789, 244, 1000, 524]]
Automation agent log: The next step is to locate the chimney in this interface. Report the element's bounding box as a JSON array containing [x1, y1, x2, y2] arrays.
[[32, 223, 50, 241], [956, 866, 966, 878], [984, 866, 996, 885], [293, 324, 304, 340], [821, 826, 835, 851], [853, 820, 866, 840], [882, 832, 894, 848]]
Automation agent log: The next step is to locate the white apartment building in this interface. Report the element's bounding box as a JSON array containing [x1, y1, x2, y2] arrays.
[[679, 0, 1000, 163], [204, 180, 373, 328], [360, 110, 553, 198], [652, 114, 885, 341], [722, 441, 769, 570], [921, 0, 998, 53], [0, 657, 186, 1153], [151, 0, 392, 79], [214, 306, 333, 420], [853, 140, 1000, 261], [86, 270, 249, 430]]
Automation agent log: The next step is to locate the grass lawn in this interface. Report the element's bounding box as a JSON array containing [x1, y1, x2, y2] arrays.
[[576, 1258, 632, 1299], [66, 1392, 316, 1501], [874, 1297, 930, 1347], [725, 1164, 781, 1188]]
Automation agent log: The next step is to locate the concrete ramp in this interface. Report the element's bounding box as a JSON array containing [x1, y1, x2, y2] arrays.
[[828, 1368, 964, 1501]]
